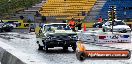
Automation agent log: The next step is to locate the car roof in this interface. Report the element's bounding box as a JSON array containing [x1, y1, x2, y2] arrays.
[[43, 23, 67, 26], [44, 24, 51, 25], [50, 23, 67, 24], [114, 19, 122, 21], [107, 20, 122, 22]]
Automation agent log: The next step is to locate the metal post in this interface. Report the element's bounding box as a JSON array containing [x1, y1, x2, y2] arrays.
[[124, 7, 127, 20], [111, 6, 114, 33], [8, 0, 11, 18]]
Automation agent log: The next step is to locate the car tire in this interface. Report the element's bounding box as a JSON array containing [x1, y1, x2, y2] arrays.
[[63, 46, 68, 51], [1, 28, 4, 32], [45, 43, 48, 52], [76, 52, 85, 61], [3, 27, 11, 32], [0, 29, 2, 32], [103, 28, 105, 32], [121, 29, 127, 33], [45, 46, 48, 52], [72, 44, 77, 52], [38, 44, 43, 50]]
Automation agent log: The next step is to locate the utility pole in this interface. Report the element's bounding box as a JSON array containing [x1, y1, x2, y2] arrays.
[[124, 7, 127, 20], [108, 6, 116, 33], [111, 6, 116, 33], [8, 0, 11, 18]]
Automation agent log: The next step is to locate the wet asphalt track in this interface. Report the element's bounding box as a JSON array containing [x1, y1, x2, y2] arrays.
[[0, 32, 132, 64]]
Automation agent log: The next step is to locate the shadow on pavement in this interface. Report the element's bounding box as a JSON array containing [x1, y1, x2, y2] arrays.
[[37, 48, 75, 54]]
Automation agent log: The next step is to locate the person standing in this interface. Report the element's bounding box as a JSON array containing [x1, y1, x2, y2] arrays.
[[98, 16, 103, 23], [68, 18, 76, 31], [35, 26, 41, 35], [62, 20, 66, 23], [76, 19, 82, 30]]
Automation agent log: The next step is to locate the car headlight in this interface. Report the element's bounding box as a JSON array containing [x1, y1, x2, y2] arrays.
[[46, 36, 51, 41], [47, 35, 57, 40], [71, 35, 78, 40]]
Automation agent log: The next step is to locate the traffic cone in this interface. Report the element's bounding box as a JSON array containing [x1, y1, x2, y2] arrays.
[[83, 23, 86, 32]]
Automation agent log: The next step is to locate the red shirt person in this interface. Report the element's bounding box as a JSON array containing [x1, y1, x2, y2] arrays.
[[68, 18, 76, 31], [98, 16, 103, 23]]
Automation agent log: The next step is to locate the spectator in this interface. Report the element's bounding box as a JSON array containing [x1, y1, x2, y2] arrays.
[[62, 20, 66, 23], [68, 18, 76, 31], [76, 19, 82, 30], [20, 16, 24, 20], [98, 16, 103, 23]]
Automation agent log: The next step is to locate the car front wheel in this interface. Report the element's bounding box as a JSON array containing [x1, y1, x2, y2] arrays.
[[63, 46, 68, 51], [120, 29, 127, 33], [44, 43, 49, 52]]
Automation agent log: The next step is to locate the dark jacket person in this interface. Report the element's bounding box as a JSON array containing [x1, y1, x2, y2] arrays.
[[76, 19, 82, 30]]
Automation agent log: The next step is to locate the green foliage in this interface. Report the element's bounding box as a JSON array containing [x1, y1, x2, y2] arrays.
[[0, 0, 41, 15]]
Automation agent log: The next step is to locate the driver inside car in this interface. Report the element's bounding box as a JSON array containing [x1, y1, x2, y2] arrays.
[[57, 26, 64, 30]]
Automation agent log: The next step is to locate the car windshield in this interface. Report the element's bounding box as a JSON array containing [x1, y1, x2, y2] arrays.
[[115, 21, 125, 25], [114, 21, 126, 26], [45, 24, 71, 31], [52, 24, 71, 30], [107, 21, 126, 26]]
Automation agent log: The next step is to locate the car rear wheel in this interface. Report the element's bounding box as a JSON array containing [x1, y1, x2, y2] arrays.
[[38, 44, 43, 50], [3, 27, 12, 32], [72, 44, 77, 52], [0, 29, 3, 32], [45, 46, 48, 52], [120, 29, 127, 33]]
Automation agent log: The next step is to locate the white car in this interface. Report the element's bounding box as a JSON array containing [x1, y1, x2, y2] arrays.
[[36, 23, 78, 52], [102, 20, 131, 33], [0, 22, 17, 32]]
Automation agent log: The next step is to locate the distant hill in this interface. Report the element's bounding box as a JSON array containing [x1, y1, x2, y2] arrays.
[[0, 0, 41, 18]]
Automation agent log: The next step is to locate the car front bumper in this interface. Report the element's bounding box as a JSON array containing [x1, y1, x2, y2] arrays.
[[113, 29, 131, 32], [43, 39, 77, 47]]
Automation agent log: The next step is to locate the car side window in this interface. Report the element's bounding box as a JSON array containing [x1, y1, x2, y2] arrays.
[[43, 25, 47, 32], [44, 26, 51, 32], [47, 26, 52, 31], [43, 25, 46, 32]]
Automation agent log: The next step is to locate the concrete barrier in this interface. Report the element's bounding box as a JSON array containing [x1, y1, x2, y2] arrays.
[[12, 28, 29, 33], [0, 41, 46, 64], [0, 41, 26, 64]]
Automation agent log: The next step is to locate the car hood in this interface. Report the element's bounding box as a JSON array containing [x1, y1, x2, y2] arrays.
[[47, 30, 77, 35], [54, 30, 73, 33], [113, 25, 130, 29]]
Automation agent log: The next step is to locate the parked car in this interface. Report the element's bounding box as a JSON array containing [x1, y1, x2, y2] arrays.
[[102, 20, 131, 33], [0, 22, 17, 32]]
